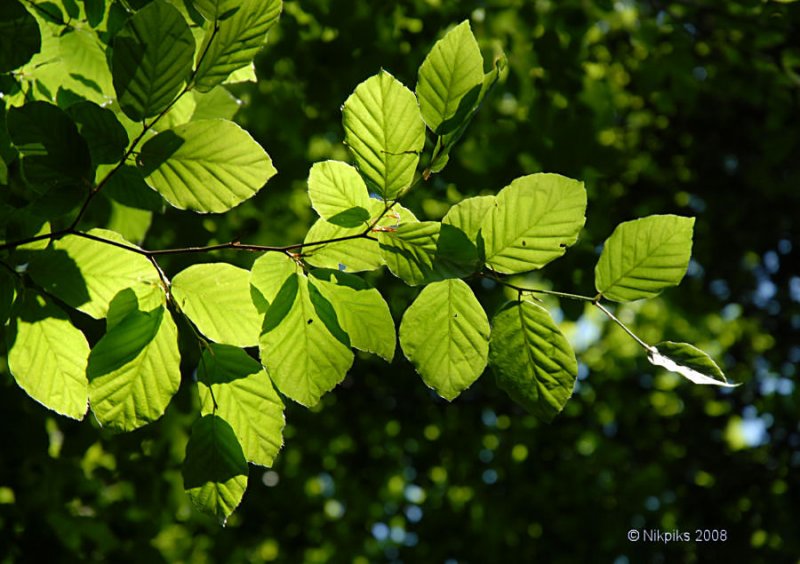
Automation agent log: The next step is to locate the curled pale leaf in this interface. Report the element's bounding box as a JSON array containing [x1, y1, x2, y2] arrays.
[[647, 342, 737, 387]]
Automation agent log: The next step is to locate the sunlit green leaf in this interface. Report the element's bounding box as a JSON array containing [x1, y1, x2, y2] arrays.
[[58, 26, 115, 101], [27, 228, 160, 319], [198, 344, 284, 466], [259, 274, 354, 407], [183, 414, 248, 526], [88, 298, 180, 431], [193, 0, 282, 92], [106, 200, 152, 245], [310, 269, 396, 361], [648, 341, 737, 387], [595, 215, 695, 302], [442, 194, 495, 260], [192, 87, 241, 121], [379, 221, 478, 286], [139, 119, 276, 213], [112, 0, 195, 120], [342, 71, 425, 200], [489, 300, 578, 421], [303, 203, 417, 273], [172, 263, 262, 347], [250, 252, 300, 313], [7, 293, 89, 420], [399, 279, 489, 400], [482, 173, 586, 274], [416, 21, 483, 135], [6, 101, 92, 188], [431, 54, 506, 173], [308, 160, 371, 227]]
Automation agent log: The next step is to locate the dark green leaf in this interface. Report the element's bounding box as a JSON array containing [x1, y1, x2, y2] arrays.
[[67, 101, 129, 166], [197, 344, 285, 467], [0, 2, 41, 73], [489, 300, 578, 422], [6, 102, 92, 188], [183, 414, 248, 525]]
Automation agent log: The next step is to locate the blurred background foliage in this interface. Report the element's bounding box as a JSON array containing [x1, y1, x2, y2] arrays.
[[1, 0, 799, 562]]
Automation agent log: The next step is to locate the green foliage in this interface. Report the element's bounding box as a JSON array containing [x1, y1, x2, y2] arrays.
[[112, 0, 195, 120], [595, 215, 695, 302], [416, 20, 483, 135], [183, 414, 248, 525], [7, 292, 90, 420], [138, 119, 276, 213], [342, 71, 425, 200], [0, 0, 734, 529], [489, 299, 578, 422], [399, 279, 489, 400], [172, 263, 261, 347], [482, 173, 587, 274]]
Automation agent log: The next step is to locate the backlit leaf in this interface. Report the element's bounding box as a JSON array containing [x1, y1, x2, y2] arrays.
[[183, 414, 248, 526], [416, 21, 483, 134], [112, 0, 195, 120], [27, 228, 160, 319], [193, 0, 282, 92], [342, 71, 425, 200], [379, 221, 478, 286], [250, 253, 300, 312], [595, 215, 694, 302], [139, 119, 276, 213], [172, 263, 261, 347], [310, 269, 396, 361], [198, 344, 284, 466], [88, 297, 180, 431], [308, 160, 371, 227], [489, 300, 578, 421], [259, 274, 354, 407], [399, 279, 489, 400], [303, 203, 417, 273], [647, 341, 737, 387], [482, 173, 586, 274], [7, 293, 89, 420]]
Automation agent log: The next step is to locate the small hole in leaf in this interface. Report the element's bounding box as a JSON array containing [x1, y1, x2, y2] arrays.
[[307, 319, 313, 324], [522, 240, 527, 247]]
